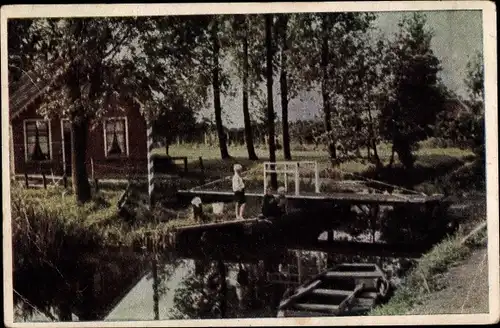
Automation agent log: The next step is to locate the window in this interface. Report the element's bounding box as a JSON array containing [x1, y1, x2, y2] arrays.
[[104, 117, 128, 157], [24, 120, 51, 162]]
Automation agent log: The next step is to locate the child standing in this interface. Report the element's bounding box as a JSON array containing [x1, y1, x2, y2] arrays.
[[276, 186, 288, 217], [232, 164, 246, 220]]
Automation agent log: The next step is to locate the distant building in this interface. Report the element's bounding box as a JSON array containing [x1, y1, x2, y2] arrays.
[[9, 63, 148, 178]]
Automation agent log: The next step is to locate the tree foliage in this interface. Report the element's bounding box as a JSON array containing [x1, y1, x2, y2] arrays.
[[379, 13, 446, 169]]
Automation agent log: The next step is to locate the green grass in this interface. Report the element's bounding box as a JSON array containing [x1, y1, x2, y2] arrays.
[[153, 142, 474, 174], [369, 228, 481, 316], [10, 182, 222, 253], [10, 184, 125, 255]]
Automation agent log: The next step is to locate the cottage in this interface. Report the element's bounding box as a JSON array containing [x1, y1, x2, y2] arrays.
[[9, 66, 149, 179]]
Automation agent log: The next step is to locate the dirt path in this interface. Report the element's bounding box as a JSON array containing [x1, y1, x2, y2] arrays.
[[407, 247, 489, 315]]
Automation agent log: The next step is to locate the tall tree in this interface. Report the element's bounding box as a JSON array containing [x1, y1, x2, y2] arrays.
[[276, 14, 292, 160], [141, 15, 231, 159], [231, 15, 259, 160], [296, 13, 375, 163], [265, 14, 278, 189], [320, 14, 336, 159], [210, 17, 231, 159], [380, 13, 445, 169]]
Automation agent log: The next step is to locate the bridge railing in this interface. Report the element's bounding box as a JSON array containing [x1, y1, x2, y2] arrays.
[[263, 161, 320, 195]]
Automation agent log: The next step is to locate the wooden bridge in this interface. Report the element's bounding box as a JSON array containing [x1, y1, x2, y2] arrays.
[[177, 189, 444, 206], [173, 161, 453, 252]]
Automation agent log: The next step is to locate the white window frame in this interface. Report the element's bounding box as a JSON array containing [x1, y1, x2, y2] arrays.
[[23, 119, 53, 163], [103, 116, 130, 158]]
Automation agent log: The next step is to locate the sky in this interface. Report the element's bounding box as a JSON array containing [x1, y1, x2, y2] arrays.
[[200, 10, 484, 128]]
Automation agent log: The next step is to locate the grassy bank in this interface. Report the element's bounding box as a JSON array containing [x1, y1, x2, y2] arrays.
[[10, 180, 246, 257], [369, 217, 487, 316]]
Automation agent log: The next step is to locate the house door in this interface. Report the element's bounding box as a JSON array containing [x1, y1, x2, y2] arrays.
[[62, 120, 72, 175]]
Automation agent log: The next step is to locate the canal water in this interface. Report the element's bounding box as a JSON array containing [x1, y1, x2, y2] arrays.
[[13, 243, 412, 322]]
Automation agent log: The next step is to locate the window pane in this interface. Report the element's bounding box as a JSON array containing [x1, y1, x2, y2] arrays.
[[25, 120, 50, 161], [105, 119, 127, 156]]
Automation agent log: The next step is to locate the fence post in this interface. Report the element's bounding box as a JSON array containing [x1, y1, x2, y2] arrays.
[[42, 173, 47, 189], [284, 168, 288, 192], [263, 163, 267, 194], [295, 163, 300, 196], [183, 158, 188, 174], [95, 178, 99, 193], [63, 174, 68, 189], [24, 173, 29, 188], [314, 161, 320, 193]]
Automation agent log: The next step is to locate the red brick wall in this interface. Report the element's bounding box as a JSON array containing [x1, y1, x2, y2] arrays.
[[11, 100, 148, 178]]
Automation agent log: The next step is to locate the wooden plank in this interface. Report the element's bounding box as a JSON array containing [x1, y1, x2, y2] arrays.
[[279, 279, 322, 309], [311, 289, 352, 297], [293, 303, 340, 313], [174, 218, 261, 231], [325, 271, 383, 279], [338, 283, 365, 312]]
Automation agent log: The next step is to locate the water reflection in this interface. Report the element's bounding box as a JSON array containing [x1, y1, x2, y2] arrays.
[[14, 243, 413, 322], [104, 248, 409, 320], [14, 250, 149, 322]]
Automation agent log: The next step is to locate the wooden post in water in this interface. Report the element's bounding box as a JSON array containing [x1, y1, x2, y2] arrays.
[[297, 250, 303, 284], [327, 230, 334, 242]]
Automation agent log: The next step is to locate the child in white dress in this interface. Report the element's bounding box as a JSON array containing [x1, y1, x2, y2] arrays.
[[232, 164, 246, 219]]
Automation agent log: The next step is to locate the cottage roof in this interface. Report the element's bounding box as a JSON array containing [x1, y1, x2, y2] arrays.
[[9, 57, 71, 121]]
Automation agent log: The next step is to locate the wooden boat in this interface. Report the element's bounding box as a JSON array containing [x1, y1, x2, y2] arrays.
[[277, 263, 390, 317]]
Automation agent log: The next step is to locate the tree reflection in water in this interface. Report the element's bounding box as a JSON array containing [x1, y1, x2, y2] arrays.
[[14, 250, 149, 322], [168, 253, 289, 319]]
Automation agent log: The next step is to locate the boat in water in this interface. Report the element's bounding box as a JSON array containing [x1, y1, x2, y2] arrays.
[[277, 263, 390, 317]]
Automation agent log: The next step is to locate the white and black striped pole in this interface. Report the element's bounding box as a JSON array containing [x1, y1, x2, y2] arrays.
[[147, 119, 155, 209]]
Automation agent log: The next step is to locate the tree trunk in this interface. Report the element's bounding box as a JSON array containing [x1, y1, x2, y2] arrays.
[[279, 15, 292, 161], [70, 119, 92, 204], [265, 14, 278, 189], [321, 15, 336, 161], [366, 107, 381, 168], [242, 17, 258, 160], [66, 22, 92, 204], [68, 63, 91, 204], [211, 19, 230, 159]]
